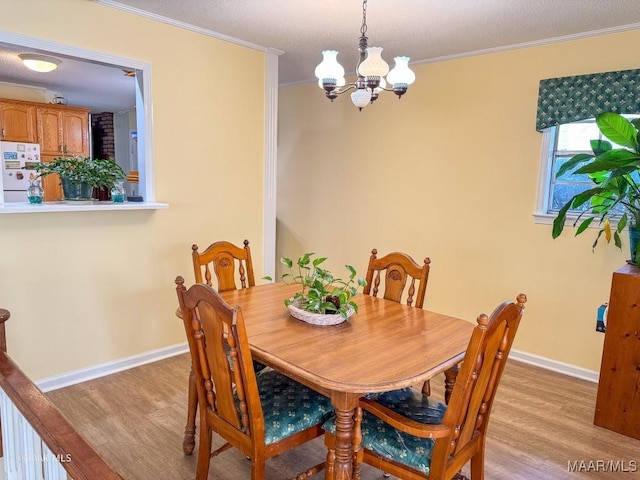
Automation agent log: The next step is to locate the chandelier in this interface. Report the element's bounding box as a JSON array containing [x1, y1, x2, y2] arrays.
[[314, 0, 416, 110]]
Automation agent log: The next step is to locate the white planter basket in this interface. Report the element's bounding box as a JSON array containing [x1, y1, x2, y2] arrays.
[[287, 300, 354, 326]]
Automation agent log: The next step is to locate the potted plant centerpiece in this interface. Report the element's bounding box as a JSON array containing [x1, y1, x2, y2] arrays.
[[552, 112, 640, 264], [265, 253, 367, 325], [28, 153, 125, 201]]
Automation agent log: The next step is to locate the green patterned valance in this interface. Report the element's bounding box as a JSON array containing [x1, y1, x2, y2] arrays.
[[536, 69, 640, 131]]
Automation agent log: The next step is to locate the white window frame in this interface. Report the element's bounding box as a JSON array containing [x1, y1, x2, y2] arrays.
[[533, 127, 557, 225], [0, 31, 167, 214], [533, 119, 628, 228]]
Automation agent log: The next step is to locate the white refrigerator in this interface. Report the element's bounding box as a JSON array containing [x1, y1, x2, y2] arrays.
[[0, 141, 41, 202]]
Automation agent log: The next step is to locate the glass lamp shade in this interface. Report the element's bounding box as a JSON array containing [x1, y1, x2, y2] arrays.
[[18, 54, 61, 73], [314, 50, 346, 88], [386, 56, 415, 86], [358, 47, 389, 77], [351, 88, 372, 108]]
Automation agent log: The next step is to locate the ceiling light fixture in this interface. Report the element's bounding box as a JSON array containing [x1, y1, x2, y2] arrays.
[[314, 0, 415, 110], [18, 53, 61, 73]]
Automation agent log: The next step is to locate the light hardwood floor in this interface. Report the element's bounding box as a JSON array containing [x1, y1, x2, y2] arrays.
[[46, 354, 640, 479]]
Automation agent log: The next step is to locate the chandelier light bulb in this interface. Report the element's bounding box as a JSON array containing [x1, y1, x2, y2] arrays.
[[386, 56, 416, 87], [358, 47, 389, 78], [314, 50, 345, 89], [351, 89, 372, 109]]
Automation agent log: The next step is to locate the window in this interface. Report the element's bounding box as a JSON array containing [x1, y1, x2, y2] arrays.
[[535, 116, 638, 224], [534, 68, 640, 224], [0, 32, 166, 213]]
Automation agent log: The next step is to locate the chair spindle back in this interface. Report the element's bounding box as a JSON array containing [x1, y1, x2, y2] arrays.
[[192, 239, 255, 292], [428, 294, 527, 478], [175, 277, 264, 445], [364, 249, 431, 308]]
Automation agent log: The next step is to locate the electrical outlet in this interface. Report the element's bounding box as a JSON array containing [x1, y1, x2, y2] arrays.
[[596, 303, 607, 333]]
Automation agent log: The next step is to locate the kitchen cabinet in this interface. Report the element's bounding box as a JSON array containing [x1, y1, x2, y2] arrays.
[[62, 109, 90, 156], [38, 107, 64, 157], [0, 100, 37, 143], [37, 105, 90, 201], [594, 263, 640, 440], [37, 106, 90, 157], [0, 98, 90, 202]]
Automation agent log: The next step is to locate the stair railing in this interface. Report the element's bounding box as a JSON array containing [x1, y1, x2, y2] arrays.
[[0, 308, 123, 480]]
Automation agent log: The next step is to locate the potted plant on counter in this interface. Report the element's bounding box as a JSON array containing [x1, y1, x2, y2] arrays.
[[28, 153, 125, 201], [264, 253, 367, 325], [552, 112, 640, 264]]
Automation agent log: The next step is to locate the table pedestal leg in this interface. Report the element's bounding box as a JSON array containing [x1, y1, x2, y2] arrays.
[[326, 392, 360, 480]]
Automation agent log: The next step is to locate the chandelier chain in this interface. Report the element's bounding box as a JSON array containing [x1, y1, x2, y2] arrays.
[[360, 0, 368, 37]]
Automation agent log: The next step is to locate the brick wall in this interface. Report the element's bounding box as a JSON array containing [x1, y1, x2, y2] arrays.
[[91, 112, 115, 160]]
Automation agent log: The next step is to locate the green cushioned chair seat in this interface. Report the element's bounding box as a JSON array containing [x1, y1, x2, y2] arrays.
[[324, 390, 446, 475], [254, 369, 333, 445]]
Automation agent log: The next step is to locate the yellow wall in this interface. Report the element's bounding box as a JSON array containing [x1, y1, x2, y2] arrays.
[[278, 29, 640, 373], [0, 84, 47, 103], [2, 1, 635, 379], [0, 0, 266, 379]]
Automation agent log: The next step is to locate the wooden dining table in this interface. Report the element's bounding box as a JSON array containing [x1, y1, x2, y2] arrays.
[[215, 282, 474, 480]]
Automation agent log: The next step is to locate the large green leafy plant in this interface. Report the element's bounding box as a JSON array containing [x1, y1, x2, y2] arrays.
[[265, 253, 367, 319], [552, 112, 640, 261], [29, 154, 125, 189]]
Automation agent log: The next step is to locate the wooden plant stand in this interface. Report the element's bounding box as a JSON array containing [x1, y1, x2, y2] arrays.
[[594, 264, 640, 440]]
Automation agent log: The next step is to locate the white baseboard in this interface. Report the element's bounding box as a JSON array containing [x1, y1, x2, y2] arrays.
[[36, 342, 189, 392], [509, 349, 599, 383], [33, 343, 599, 393]]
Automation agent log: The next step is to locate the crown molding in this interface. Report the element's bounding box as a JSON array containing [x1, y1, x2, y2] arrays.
[[282, 21, 640, 87], [93, 0, 284, 55]]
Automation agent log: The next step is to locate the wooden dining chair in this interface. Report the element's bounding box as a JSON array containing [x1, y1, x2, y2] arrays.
[[364, 248, 434, 394], [175, 277, 333, 480], [364, 248, 431, 308], [183, 239, 260, 455], [324, 293, 527, 480], [192, 239, 255, 291]]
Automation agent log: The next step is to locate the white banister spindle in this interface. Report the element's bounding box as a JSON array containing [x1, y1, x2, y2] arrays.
[[20, 419, 44, 479], [1, 389, 22, 479], [42, 443, 68, 480], [1, 390, 70, 480]]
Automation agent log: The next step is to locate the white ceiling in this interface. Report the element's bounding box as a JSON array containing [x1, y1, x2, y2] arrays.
[[2, 0, 640, 112], [0, 41, 136, 113], [103, 0, 640, 84]]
